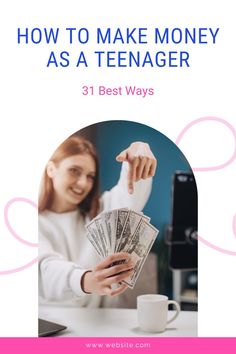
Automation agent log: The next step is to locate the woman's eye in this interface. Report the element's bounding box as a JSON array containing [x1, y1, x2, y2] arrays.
[[88, 175, 95, 181], [69, 168, 79, 176]]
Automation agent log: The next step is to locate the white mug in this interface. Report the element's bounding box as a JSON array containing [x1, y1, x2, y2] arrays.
[[137, 294, 180, 333]]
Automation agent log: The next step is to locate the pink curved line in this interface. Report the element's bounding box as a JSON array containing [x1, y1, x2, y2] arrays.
[[233, 214, 236, 239], [176, 116, 236, 171], [4, 197, 38, 247], [0, 257, 38, 275], [198, 235, 236, 256]]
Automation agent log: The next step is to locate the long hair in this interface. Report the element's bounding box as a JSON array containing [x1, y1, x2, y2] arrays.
[[38, 135, 100, 218]]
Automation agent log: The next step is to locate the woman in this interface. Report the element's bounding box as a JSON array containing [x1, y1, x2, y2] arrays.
[[39, 135, 157, 307]]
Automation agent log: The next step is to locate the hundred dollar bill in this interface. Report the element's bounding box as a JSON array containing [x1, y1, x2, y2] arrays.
[[94, 216, 110, 257], [122, 219, 159, 289], [116, 210, 150, 253], [114, 209, 129, 252], [86, 224, 105, 258], [86, 217, 108, 257], [85, 232, 103, 259], [100, 210, 115, 254], [99, 208, 128, 254]]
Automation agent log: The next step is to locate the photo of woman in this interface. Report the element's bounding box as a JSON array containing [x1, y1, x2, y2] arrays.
[[38, 134, 157, 308]]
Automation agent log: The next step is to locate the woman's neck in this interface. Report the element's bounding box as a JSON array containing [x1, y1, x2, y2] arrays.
[[49, 198, 77, 213]]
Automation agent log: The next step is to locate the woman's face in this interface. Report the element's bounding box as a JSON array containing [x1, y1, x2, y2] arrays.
[[48, 153, 96, 213]]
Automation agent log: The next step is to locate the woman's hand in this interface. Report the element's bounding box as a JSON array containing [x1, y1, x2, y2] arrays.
[[116, 142, 157, 194], [81, 252, 134, 296]]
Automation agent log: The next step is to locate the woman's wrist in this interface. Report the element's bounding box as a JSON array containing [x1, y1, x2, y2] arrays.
[[81, 270, 93, 294]]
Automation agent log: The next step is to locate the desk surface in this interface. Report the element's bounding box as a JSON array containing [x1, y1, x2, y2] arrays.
[[39, 306, 197, 337]]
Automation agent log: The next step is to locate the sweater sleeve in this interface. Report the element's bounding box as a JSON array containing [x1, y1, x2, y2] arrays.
[[39, 256, 88, 301], [101, 161, 152, 211], [39, 227, 89, 301]]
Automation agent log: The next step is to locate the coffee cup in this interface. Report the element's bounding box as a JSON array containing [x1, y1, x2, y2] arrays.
[[137, 294, 180, 333]]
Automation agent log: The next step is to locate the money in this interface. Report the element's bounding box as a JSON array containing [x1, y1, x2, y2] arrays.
[[116, 210, 150, 253], [86, 217, 108, 257], [114, 209, 129, 252], [122, 219, 158, 289], [85, 208, 159, 289], [100, 208, 128, 254]]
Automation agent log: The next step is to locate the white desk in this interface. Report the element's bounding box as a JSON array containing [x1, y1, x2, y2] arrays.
[[39, 306, 197, 337]]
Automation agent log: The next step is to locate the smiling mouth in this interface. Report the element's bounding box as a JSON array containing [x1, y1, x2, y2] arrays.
[[70, 188, 84, 196]]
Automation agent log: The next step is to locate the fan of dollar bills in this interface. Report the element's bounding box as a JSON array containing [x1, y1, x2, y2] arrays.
[[85, 208, 159, 289]]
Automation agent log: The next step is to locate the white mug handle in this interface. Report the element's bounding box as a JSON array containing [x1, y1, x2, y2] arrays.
[[167, 300, 180, 324]]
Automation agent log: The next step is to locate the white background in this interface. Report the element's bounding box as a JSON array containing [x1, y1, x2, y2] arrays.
[[0, 0, 235, 336]]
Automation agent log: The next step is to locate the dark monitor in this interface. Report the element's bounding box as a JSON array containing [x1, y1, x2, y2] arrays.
[[168, 171, 198, 270]]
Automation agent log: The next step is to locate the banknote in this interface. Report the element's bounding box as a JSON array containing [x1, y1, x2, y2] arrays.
[[100, 208, 128, 254], [86, 217, 109, 257], [86, 223, 104, 258], [116, 210, 150, 253], [114, 209, 129, 252], [85, 232, 103, 258], [100, 211, 113, 254], [122, 219, 159, 288]]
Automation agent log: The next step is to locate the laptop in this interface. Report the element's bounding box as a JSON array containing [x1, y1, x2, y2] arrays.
[[38, 318, 67, 337]]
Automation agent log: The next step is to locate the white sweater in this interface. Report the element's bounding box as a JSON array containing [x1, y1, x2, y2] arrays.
[[39, 162, 152, 308]]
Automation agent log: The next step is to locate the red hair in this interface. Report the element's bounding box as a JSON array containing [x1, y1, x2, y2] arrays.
[[38, 135, 100, 218]]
